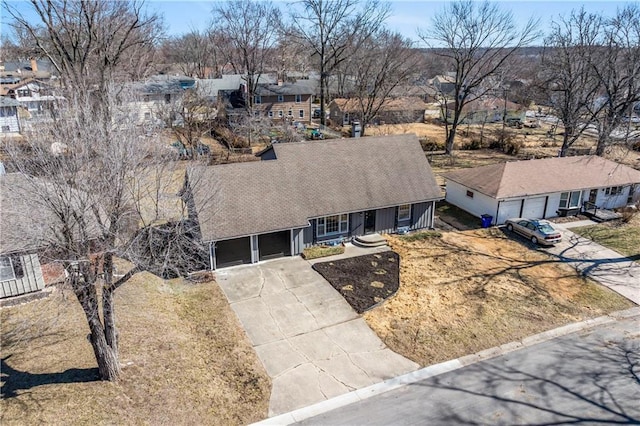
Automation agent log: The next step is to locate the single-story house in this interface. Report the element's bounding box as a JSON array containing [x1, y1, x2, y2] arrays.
[[1, 173, 46, 298], [443, 156, 640, 225], [442, 96, 526, 124], [186, 134, 443, 269], [329, 97, 429, 126], [0, 97, 21, 134], [1, 78, 63, 119]]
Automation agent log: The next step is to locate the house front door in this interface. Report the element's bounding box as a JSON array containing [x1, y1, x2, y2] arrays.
[[589, 189, 598, 205], [364, 210, 376, 234]]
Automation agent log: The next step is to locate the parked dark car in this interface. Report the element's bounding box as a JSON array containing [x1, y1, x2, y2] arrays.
[[505, 218, 562, 246]]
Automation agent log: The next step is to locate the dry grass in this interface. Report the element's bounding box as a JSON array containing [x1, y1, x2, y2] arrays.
[[571, 214, 640, 259], [302, 245, 345, 260], [363, 229, 635, 367], [1, 273, 270, 425]]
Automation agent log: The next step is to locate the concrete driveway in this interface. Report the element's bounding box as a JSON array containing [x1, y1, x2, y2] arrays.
[[547, 222, 640, 305], [215, 256, 418, 417]]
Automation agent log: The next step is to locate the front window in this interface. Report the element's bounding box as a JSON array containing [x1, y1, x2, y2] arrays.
[[605, 186, 623, 196], [317, 214, 349, 237], [277, 94, 284, 102], [397, 204, 411, 222], [559, 191, 581, 209], [299, 109, 304, 118], [295, 94, 302, 103], [0, 256, 23, 282], [278, 110, 283, 118], [254, 95, 262, 104]]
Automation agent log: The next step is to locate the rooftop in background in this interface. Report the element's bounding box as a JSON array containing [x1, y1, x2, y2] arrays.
[[443, 156, 640, 199]]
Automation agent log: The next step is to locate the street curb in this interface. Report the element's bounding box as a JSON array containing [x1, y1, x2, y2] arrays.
[[253, 307, 640, 425]]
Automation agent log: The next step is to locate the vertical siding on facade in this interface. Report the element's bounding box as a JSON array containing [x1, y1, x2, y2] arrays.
[[349, 212, 364, 236], [410, 202, 432, 230], [375, 207, 396, 234], [302, 223, 314, 247], [292, 227, 312, 254], [0, 254, 45, 299]]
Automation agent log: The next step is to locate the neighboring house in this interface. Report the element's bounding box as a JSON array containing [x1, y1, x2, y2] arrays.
[[185, 134, 443, 269], [0, 97, 21, 134], [443, 156, 640, 225], [0, 173, 46, 298], [0, 58, 53, 84], [1, 78, 62, 118], [430, 74, 457, 96], [129, 74, 196, 124], [252, 81, 314, 123], [442, 96, 526, 124], [329, 97, 429, 126]]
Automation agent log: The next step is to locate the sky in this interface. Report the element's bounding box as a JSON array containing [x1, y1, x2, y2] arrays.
[[144, 0, 627, 43], [1, 0, 630, 45]]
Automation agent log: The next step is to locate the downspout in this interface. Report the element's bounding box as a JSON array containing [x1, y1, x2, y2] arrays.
[[495, 201, 501, 225], [431, 200, 436, 228]]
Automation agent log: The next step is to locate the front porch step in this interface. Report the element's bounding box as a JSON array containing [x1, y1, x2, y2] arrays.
[[353, 233, 387, 248]]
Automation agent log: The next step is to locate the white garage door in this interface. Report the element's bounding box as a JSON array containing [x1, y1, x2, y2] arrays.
[[522, 197, 546, 219], [497, 200, 522, 224]]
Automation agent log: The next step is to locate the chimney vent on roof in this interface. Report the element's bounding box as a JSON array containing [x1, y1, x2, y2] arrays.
[[30, 58, 38, 73]]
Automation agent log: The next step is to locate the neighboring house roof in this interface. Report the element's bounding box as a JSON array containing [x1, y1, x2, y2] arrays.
[[255, 82, 315, 96], [132, 75, 195, 95], [331, 97, 430, 113], [197, 75, 244, 96], [190, 134, 442, 241], [445, 96, 524, 113], [1, 173, 104, 255], [0, 97, 20, 107], [443, 156, 640, 200]]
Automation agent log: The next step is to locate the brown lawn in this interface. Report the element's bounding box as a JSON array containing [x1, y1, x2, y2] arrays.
[[0, 274, 270, 425], [363, 229, 635, 366]]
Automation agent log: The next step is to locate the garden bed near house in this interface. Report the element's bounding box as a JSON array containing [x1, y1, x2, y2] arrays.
[[302, 244, 345, 260], [312, 252, 400, 313]]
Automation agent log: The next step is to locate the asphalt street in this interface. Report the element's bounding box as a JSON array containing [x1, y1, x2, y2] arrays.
[[298, 315, 640, 425]]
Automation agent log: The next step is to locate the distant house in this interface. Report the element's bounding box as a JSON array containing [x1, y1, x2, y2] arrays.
[[0, 97, 21, 134], [129, 74, 196, 124], [442, 96, 526, 124], [329, 97, 429, 126], [1, 173, 47, 298], [0, 58, 53, 84], [1, 78, 62, 118], [443, 156, 640, 225], [430, 74, 457, 96], [185, 134, 442, 269], [252, 81, 315, 123]]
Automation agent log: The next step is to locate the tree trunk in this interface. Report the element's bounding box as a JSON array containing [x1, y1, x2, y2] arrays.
[[72, 270, 121, 381], [87, 314, 121, 381], [445, 126, 457, 155]]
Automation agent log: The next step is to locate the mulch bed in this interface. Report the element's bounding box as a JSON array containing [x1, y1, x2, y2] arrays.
[[312, 252, 400, 313]]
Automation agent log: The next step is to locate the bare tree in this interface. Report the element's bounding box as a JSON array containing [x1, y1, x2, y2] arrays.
[[590, 5, 640, 156], [210, 0, 281, 110], [288, 0, 390, 126], [5, 0, 163, 98], [345, 30, 421, 135], [540, 8, 603, 157], [1, 0, 193, 382], [161, 29, 219, 79], [419, 0, 539, 155]]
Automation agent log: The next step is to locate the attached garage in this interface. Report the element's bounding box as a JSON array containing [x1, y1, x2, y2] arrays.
[[258, 230, 291, 261], [497, 200, 521, 224], [215, 237, 252, 269], [522, 196, 546, 219]]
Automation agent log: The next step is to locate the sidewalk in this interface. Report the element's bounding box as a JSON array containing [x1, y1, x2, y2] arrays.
[[547, 223, 640, 304]]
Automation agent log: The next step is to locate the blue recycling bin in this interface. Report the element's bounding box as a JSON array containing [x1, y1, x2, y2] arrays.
[[481, 214, 493, 228]]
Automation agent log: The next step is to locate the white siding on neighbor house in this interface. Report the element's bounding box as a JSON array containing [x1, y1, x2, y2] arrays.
[[594, 186, 634, 209], [0, 109, 20, 133], [445, 181, 498, 222]]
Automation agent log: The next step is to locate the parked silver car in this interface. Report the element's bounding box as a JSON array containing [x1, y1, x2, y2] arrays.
[[505, 218, 562, 246]]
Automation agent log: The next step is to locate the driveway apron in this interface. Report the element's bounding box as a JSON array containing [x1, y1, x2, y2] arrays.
[[215, 257, 419, 417], [548, 224, 639, 305]]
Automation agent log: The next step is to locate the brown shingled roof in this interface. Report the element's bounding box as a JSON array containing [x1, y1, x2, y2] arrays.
[[190, 134, 442, 242], [443, 156, 640, 199]]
